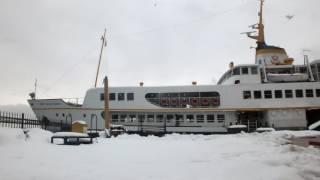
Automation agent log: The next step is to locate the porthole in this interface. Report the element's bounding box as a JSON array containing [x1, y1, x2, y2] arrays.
[[56, 113, 59, 117], [83, 114, 86, 118]]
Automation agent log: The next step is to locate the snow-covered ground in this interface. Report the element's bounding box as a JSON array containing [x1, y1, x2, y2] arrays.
[[1, 128, 320, 180]]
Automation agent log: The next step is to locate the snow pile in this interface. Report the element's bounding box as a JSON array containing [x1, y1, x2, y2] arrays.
[[1, 128, 320, 180], [0, 128, 26, 146]]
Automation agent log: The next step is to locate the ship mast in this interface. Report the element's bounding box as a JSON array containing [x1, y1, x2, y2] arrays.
[[94, 29, 107, 88], [247, 0, 266, 49]]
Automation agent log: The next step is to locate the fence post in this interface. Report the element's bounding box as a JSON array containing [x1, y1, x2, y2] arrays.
[[21, 113, 24, 129]]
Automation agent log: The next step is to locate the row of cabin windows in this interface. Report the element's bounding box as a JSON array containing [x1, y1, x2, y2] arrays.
[[111, 114, 225, 123], [100, 93, 134, 101], [233, 66, 258, 76], [243, 89, 320, 99]]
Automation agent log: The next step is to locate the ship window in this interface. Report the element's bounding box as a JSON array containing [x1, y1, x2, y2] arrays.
[[254, 91, 262, 99], [120, 114, 127, 122], [129, 115, 136, 122], [200, 92, 219, 97], [275, 90, 283, 98], [156, 115, 163, 123], [295, 89, 303, 98], [118, 93, 125, 101], [166, 114, 174, 123], [175, 115, 184, 122], [217, 114, 225, 123], [109, 93, 116, 101], [83, 114, 86, 118], [196, 115, 204, 123], [251, 67, 258, 74], [306, 89, 314, 97], [147, 114, 154, 123], [127, 93, 134, 101], [264, 90, 272, 99], [241, 67, 249, 75], [138, 114, 145, 123], [186, 114, 194, 123], [170, 93, 179, 98], [285, 90, 293, 98], [56, 113, 59, 117], [316, 89, 320, 97], [160, 93, 170, 98], [235, 80, 240, 84], [243, 91, 251, 99], [145, 93, 159, 98], [233, 67, 240, 75], [111, 114, 119, 123], [62, 113, 65, 117], [100, 93, 104, 101], [207, 114, 215, 123]]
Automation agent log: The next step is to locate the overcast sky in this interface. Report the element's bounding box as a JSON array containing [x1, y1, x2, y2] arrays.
[[1, 0, 320, 108]]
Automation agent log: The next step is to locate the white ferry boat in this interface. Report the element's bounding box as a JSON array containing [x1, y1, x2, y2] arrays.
[[28, 0, 320, 133]]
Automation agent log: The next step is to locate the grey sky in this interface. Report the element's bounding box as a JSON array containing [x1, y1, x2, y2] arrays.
[[1, 0, 320, 107]]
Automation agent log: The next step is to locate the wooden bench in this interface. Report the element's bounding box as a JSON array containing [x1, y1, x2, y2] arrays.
[[51, 135, 93, 145]]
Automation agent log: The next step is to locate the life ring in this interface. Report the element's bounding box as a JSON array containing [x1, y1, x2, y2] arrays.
[[191, 98, 199, 106], [180, 98, 189, 105], [211, 98, 219, 106], [201, 98, 209, 105], [271, 56, 280, 64], [170, 98, 178, 106], [160, 99, 169, 105]]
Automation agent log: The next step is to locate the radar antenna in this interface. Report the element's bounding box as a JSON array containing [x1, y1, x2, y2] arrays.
[[94, 29, 107, 88]]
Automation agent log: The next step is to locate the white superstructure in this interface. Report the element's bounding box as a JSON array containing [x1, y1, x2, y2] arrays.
[[28, 0, 320, 133]]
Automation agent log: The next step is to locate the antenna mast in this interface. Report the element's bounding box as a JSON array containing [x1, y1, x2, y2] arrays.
[[94, 29, 107, 88]]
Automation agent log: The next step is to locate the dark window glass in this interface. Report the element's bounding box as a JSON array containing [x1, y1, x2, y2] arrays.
[[109, 93, 115, 101], [100, 93, 104, 101], [111, 114, 119, 122], [169, 93, 179, 98], [156, 115, 163, 123], [275, 90, 283, 98], [129, 115, 136, 122], [145, 93, 159, 98], [200, 92, 219, 97], [207, 114, 215, 123], [120, 114, 126, 122], [264, 90, 272, 99], [83, 114, 86, 118], [251, 67, 258, 74], [254, 91, 262, 99], [295, 89, 303, 98], [242, 67, 249, 75], [316, 89, 320, 97], [118, 93, 125, 101], [62, 113, 65, 117], [217, 114, 225, 123], [56, 113, 59, 117], [196, 115, 204, 123], [306, 89, 314, 97], [160, 93, 170, 98], [285, 90, 293, 98], [138, 114, 145, 123], [147, 114, 154, 122], [233, 67, 240, 75], [186, 114, 194, 123], [127, 93, 134, 101], [243, 91, 251, 99], [166, 114, 174, 122]]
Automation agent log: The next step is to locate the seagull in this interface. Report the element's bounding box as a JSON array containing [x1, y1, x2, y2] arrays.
[[285, 15, 294, 21]]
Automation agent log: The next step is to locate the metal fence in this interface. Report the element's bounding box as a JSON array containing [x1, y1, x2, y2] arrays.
[[0, 111, 41, 129]]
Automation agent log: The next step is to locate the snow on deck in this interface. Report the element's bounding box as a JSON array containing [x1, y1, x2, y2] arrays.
[[1, 128, 320, 180]]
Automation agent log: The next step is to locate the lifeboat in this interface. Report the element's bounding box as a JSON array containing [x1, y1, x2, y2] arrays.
[[267, 73, 309, 82]]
